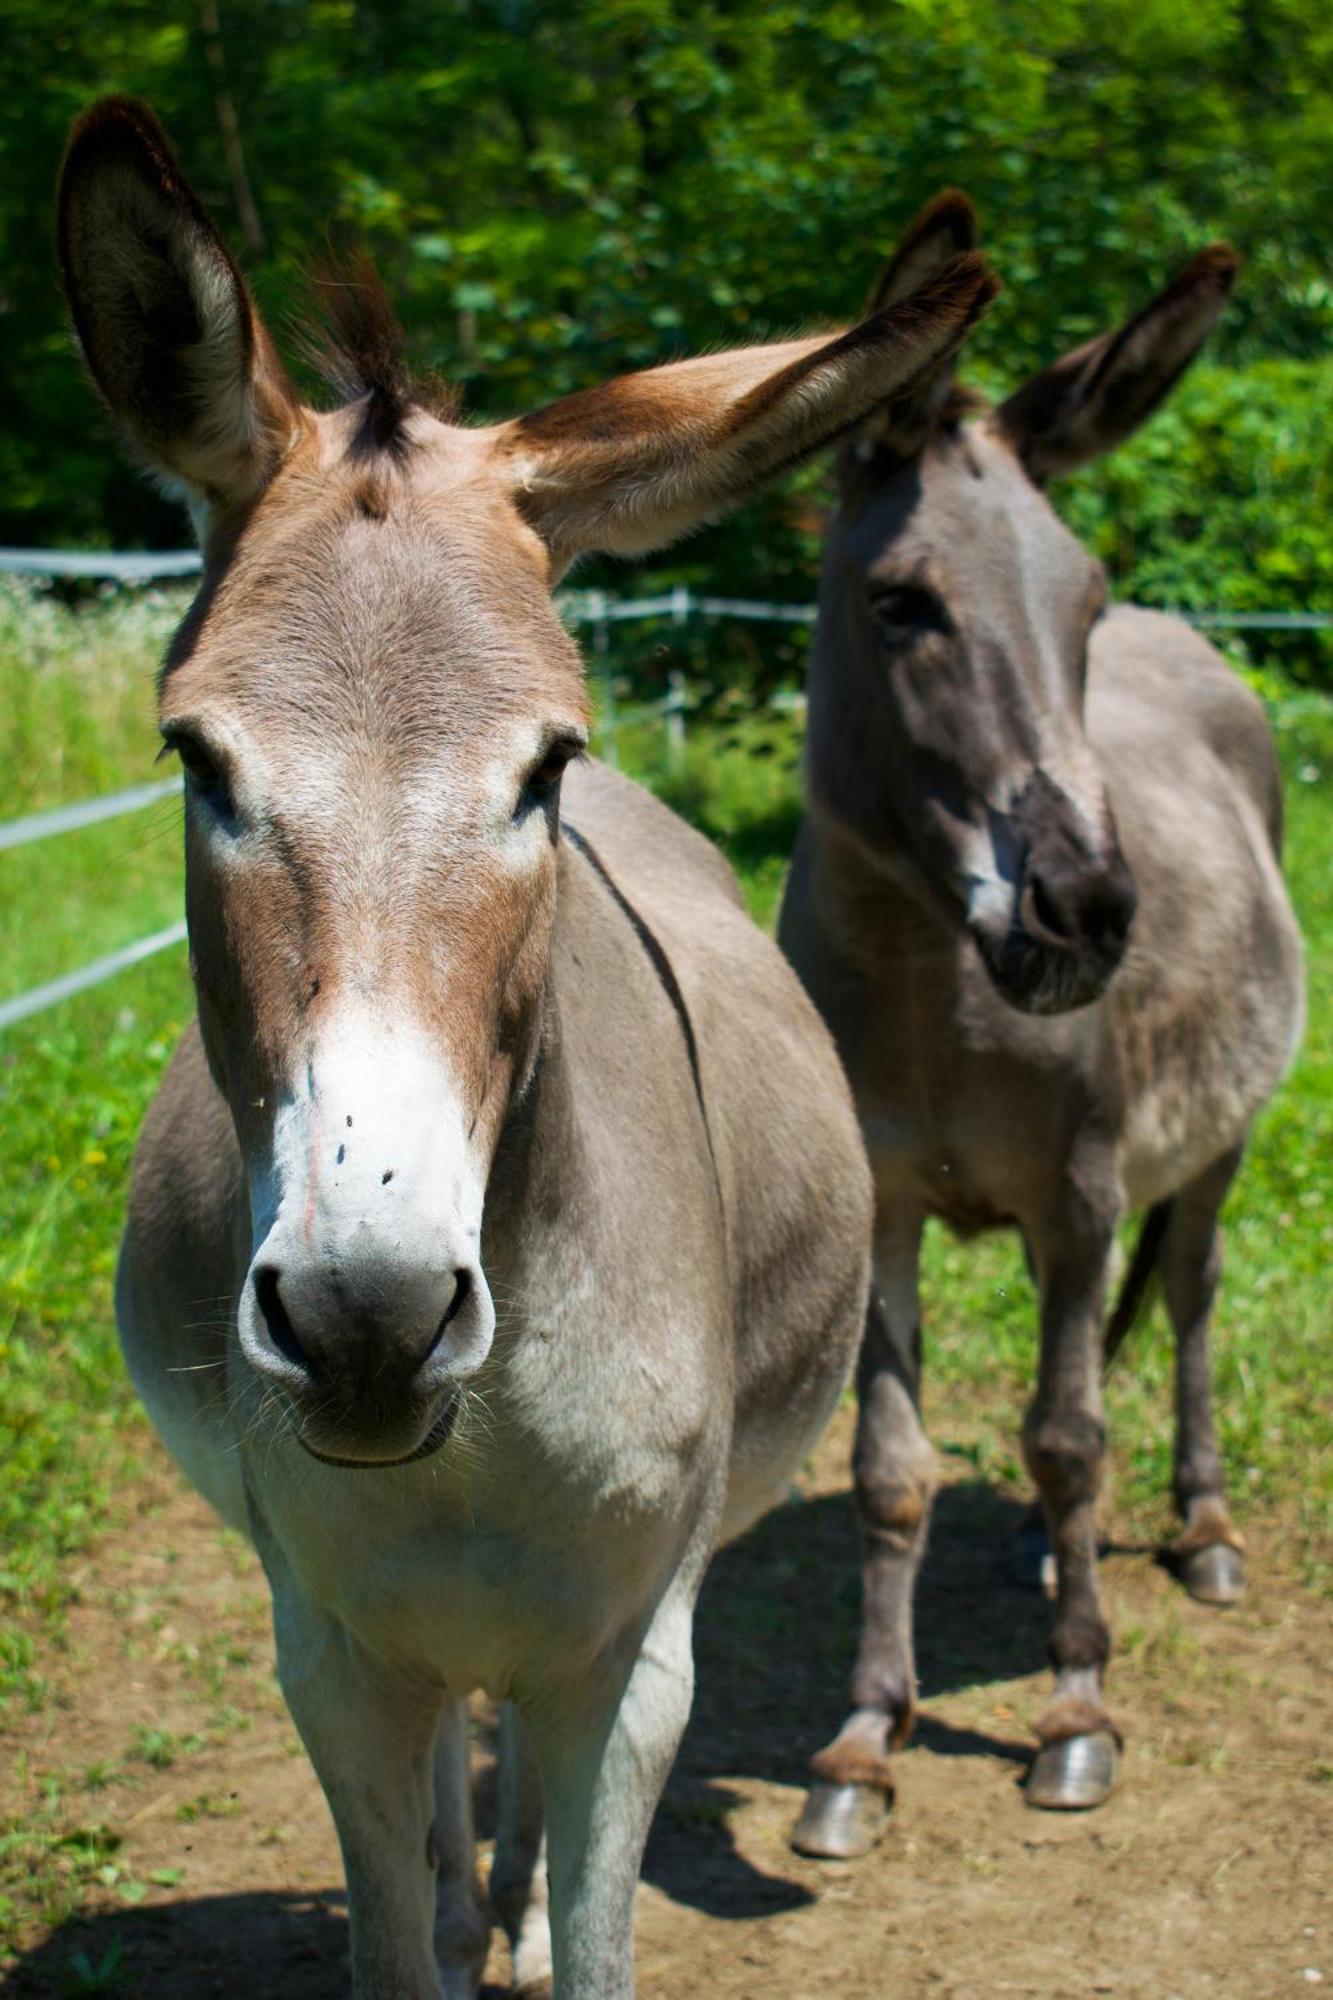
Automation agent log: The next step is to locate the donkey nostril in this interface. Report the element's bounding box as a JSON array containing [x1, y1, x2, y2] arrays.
[[1021, 873, 1073, 948], [254, 1265, 310, 1373], [420, 1269, 472, 1368], [442, 1267, 470, 1328]]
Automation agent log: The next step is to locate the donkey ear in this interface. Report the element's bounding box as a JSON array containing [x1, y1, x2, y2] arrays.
[[846, 189, 983, 459], [495, 252, 997, 572], [867, 188, 980, 315], [994, 245, 1238, 482], [57, 97, 297, 517]]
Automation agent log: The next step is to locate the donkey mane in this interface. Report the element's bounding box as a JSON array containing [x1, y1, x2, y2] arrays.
[[303, 251, 461, 458]]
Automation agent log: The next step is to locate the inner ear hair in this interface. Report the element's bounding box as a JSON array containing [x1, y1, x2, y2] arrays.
[[868, 189, 981, 316], [58, 96, 296, 507]]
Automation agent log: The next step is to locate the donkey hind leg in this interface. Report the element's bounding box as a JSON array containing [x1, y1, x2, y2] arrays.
[[533, 1582, 697, 2000], [792, 1216, 930, 1860], [434, 1695, 491, 2000], [271, 1586, 445, 2000], [1023, 1206, 1120, 1812], [1160, 1146, 1247, 1606], [491, 1703, 553, 1998]]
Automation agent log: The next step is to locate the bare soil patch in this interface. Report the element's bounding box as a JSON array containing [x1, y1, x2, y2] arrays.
[[3, 1412, 1329, 1999]]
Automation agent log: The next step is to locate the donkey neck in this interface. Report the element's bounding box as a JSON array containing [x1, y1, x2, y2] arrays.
[[482, 828, 724, 1295]]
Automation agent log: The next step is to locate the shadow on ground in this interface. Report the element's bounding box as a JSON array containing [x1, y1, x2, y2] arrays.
[[642, 1476, 1044, 1915], [4, 1479, 1047, 1994]]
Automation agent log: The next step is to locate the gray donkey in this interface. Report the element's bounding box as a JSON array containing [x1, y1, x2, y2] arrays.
[[58, 100, 1005, 2000], [780, 193, 1303, 1854]]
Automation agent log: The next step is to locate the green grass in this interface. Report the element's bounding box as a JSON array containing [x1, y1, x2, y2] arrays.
[[1, 575, 1330, 1734]]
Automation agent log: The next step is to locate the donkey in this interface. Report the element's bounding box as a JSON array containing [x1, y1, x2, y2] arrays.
[[58, 101, 1002, 1999], [779, 192, 1304, 1853]]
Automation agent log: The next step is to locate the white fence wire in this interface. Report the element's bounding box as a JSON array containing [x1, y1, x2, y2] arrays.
[[2, 548, 1330, 1033]]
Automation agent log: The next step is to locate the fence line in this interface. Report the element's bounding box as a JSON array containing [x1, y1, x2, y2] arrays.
[[0, 776, 183, 853], [2, 548, 1329, 632], [0, 548, 204, 581], [2, 547, 1331, 1033], [0, 922, 188, 1033]]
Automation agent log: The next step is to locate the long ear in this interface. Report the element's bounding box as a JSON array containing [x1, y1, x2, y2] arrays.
[[994, 245, 1238, 482], [848, 187, 982, 460], [57, 97, 297, 517], [867, 188, 979, 314], [494, 252, 997, 572]]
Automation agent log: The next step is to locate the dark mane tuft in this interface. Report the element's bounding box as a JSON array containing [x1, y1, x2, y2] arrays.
[[302, 251, 459, 456], [938, 381, 991, 429]]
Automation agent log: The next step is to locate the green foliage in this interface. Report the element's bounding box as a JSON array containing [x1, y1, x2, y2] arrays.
[[3, 0, 1330, 681], [1059, 359, 1333, 681]]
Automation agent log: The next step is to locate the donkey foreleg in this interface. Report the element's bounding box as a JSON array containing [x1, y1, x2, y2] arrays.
[[530, 1583, 697, 2000], [270, 1584, 446, 2000], [1160, 1146, 1247, 1605], [434, 1695, 490, 1999], [491, 1702, 552, 1997], [1023, 1200, 1120, 1810], [793, 1216, 929, 1859]]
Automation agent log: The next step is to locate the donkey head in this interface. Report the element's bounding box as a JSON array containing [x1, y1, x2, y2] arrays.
[[60, 99, 997, 1465], [812, 191, 1237, 1013]]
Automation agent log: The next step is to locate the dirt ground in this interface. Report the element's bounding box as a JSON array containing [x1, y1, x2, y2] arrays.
[[3, 1409, 1329, 2000]]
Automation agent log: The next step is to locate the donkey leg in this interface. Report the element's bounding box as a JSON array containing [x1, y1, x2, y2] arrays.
[[793, 1215, 929, 1859], [1161, 1147, 1247, 1606], [491, 1702, 553, 1998], [1023, 1204, 1120, 1811], [271, 1586, 445, 1999], [531, 1583, 697, 2000], [434, 1695, 491, 2000]]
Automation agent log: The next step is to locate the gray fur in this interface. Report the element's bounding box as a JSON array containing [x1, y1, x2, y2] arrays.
[[780, 247, 1303, 1809]]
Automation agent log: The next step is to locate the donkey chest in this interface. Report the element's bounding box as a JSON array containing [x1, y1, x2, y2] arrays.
[[851, 991, 1075, 1230], [247, 1348, 723, 1695]]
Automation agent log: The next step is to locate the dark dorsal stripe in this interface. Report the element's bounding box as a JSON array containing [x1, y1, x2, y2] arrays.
[[561, 820, 723, 1207]]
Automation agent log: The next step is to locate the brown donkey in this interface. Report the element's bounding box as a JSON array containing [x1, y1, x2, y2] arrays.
[[780, 194, 1303, 1853], [58, 101, 1001, 2000]]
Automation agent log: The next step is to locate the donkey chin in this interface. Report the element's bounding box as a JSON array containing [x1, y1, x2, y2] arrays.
[[234, 1244, 497, 1471], [969, 915, 1129, 1016]]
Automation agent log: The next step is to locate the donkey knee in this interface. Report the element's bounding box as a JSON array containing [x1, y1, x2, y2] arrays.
[[854, 1453, 937, 1549], [1022, 1410, 1106, 1509]]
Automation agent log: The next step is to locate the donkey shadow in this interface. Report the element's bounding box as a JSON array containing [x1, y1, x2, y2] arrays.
[[3, 1479, 1044, 1993], [640, 1474, 1044, 1918]]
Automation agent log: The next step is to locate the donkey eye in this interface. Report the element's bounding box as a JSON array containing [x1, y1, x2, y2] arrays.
[[517, 737, 581, 815], [163, 731, 232, 814], [869, 584, 951, 645]]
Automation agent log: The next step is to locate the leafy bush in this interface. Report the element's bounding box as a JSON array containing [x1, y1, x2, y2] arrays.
[[1057, 358, 1333, 683]]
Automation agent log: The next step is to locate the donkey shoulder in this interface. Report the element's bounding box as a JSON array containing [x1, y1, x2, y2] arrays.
[[562, 758, 870, 1507], [563, 757, 746, 911]]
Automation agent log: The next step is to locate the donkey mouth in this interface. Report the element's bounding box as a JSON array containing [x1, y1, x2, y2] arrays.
[[295, 1390, 461, 1470], [971, 923, 1120, 1016]]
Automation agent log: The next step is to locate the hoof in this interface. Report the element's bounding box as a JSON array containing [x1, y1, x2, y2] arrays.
[[1178, 1541, 1245, 1606], [1025, 1731, 1119, 1811], [790, 1778, 891, 1859], [1012, 1521, 1056, 1596]]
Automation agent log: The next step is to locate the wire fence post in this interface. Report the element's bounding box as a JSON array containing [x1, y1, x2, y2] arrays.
[[667, 584, 690, 768], [590, 590, 617, 768]]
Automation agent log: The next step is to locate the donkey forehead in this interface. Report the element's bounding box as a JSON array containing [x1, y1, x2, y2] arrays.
[[852, 420, 1103, 619], [164, 410, 588, 741]]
